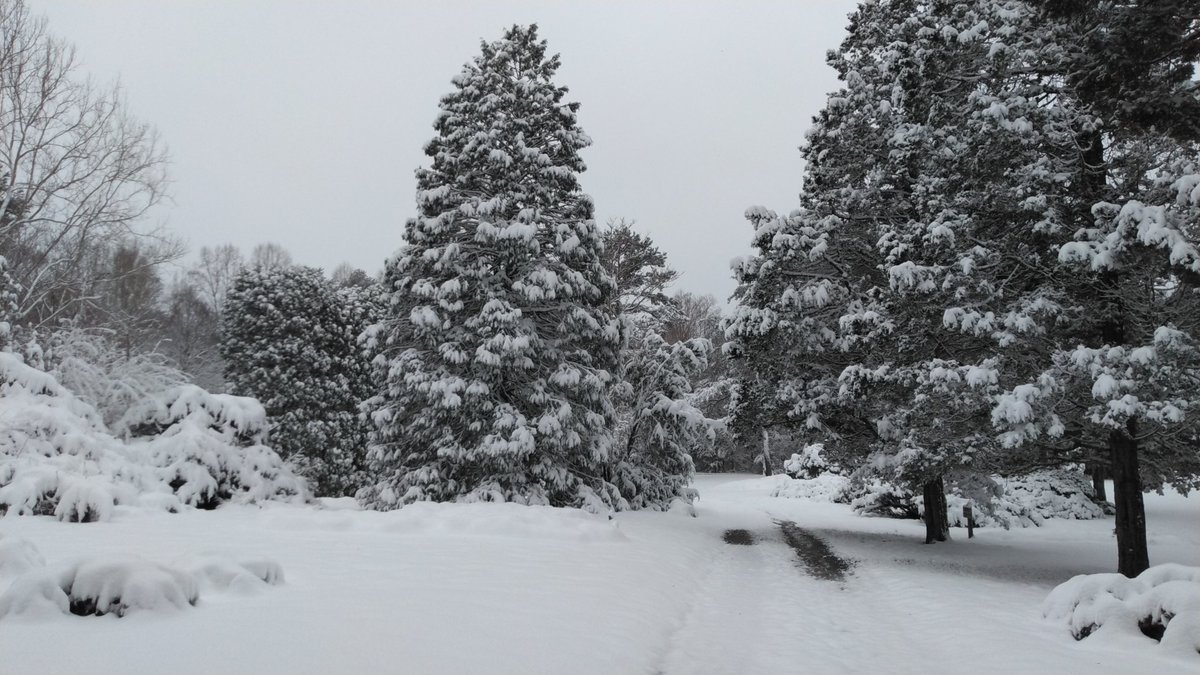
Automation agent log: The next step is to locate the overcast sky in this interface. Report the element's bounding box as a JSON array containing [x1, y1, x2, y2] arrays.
[[31, 1, 859, 303]]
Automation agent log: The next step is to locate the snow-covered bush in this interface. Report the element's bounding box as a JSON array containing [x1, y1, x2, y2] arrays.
[[1, 352, 307, 520], [841, 468, 1104, 528], [37, 325, 190, 427], [56, 557, 199, 617], [116, 384, 269, 442], [847, 479, 920, 519], [993, 470, 1105, 523], [783, 443, 843, 480], [222, 266, 376, 496], [769, 473, 850, 502], [118, 386, 307, 509], [1043, 564, 1200, 657], [0, 549, 286, 620], [0, 255, 17, 352], [0, 351, 146, 521]]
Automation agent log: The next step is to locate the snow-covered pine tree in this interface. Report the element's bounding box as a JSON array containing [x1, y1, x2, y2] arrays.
[[597, 223, 714, 505], [610, 332, 711, 509], [360, 25, 624, 511], [727, 1, 1080, 543], [731, 0, 1200, 563], [600, 219, 679, 326], [812, 1, 1070, 544], [988, 0, 1200, 575], [221, 265, 372, 496]]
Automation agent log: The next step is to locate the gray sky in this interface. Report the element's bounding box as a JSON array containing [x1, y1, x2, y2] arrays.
[[31, 1, 858, 303]]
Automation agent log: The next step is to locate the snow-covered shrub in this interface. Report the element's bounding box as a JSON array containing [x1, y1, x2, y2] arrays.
[[0, 255, 17, 352], [37, 325, 190, 427], [57, 557, 199, 617], [0, 351, 147, 521], [0, 547, 286, 620], [769, 473, 850, 502], [118, 386, 307, 509], [940, 470, 1105, 529], [842, 468, 1104, 528], [116, 384, 269, 442], [0, 574, 69, 619], [1, 353, 307, 520], [0, 558, 198, 619], [222, 266, 376, 496], [847, 479, 920, 519], [783, 443, 843, 480], [999, 469, 1106, 521], [1044, 564, 1200, 657]]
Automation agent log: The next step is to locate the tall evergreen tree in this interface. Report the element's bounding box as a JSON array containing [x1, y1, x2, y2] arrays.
[[730, 0, 1200, 565], [361, 25, 624, 511]]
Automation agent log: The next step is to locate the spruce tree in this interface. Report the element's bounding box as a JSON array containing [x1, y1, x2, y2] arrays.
[[360, 25, 623, 511], [221, 266, 373, 496]]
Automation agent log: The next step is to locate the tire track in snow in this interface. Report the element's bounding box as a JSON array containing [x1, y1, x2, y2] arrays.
[[656, 513, 948, 674]]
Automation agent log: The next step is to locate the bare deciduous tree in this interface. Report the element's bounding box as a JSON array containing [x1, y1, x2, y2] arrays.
[[250, 242, 293, 271], [188, 243, 243, 318], [662, 291, 722, 344], [329, 262, 374, 289], [0, 0, 172, 327]]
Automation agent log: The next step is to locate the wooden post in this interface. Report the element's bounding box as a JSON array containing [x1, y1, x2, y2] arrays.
[[963, 504, 975, 539]]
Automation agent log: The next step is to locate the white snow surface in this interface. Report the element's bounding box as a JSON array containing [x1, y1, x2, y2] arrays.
[[0, 474, 1196, 674]]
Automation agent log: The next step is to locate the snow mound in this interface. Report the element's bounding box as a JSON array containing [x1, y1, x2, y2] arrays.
[[0, 534, 44, 578], [183, 554, 284, 594], [380, 502, 627, 542], [1044, 564, 1200, 657], [0, 574, 69, 619]]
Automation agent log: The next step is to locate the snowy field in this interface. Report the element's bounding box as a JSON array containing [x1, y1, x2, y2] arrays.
[[1, 474, 1197, 675]]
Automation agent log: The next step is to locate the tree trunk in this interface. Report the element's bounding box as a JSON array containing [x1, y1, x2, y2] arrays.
[[760, 429, 773, 477], [1109, 422, 1149, 577], [1088, 463, 1107, 502], [922, 476, 949, 544]]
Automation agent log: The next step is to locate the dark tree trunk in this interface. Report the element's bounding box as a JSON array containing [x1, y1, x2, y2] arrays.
[[922, 476, 949, 544], [760, 429, 773, 477], [1109, 421, 1149, 577], [1088, 463, 1107, 502]]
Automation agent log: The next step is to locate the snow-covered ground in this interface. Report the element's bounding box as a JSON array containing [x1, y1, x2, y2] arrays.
[[1, 474, 1197, 674]]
